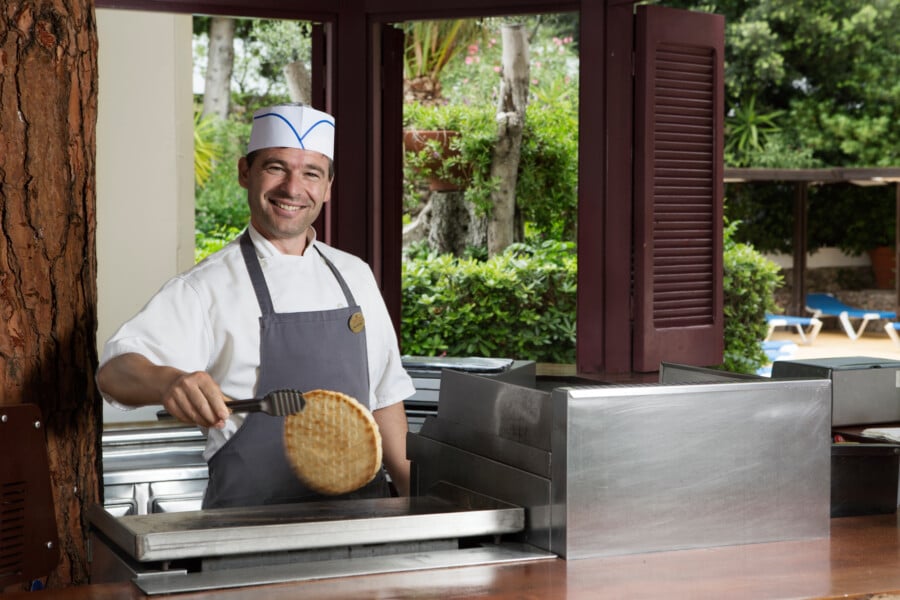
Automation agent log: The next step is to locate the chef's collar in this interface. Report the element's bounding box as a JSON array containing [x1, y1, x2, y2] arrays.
[[246, 224, 318, 258]]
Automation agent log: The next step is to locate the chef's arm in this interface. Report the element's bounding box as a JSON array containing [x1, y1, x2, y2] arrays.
[[373, 402, 410, 496], [97, 352, 231, 429]]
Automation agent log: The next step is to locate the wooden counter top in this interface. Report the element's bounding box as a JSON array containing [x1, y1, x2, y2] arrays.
[[11, 514, 900, 599]]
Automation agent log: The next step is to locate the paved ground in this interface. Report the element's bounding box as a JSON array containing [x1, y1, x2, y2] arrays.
[[767, 322, 900, 362]]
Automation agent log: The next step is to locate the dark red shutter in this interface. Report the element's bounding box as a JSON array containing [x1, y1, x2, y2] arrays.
[[311, 23, 332, 244], [378, 24, 406, 336], [633, 5, 725, 372]]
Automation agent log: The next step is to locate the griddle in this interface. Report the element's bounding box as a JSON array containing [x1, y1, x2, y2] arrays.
[[88, 484, 551, 595]]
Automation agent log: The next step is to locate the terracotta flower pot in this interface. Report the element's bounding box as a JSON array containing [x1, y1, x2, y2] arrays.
[[402, 129, 467, 192], [868, 245, 896, 289]]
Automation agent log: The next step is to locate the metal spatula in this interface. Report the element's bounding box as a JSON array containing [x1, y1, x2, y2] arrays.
[[157, 388, 306, 421], [226, 389, 306, 415]]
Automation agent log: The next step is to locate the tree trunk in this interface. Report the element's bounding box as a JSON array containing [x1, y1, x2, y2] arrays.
[[487, 23, 530, 258], [427, 191, 470, 256], [405, 192, 487, 257], [284, 60, 311, 104], [0, 0, 101, 589], [201, 16, 235, 120]]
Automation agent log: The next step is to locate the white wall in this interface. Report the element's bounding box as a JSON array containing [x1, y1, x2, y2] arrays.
[[96, 9, 194, 422], [764, 247, 871, 269]]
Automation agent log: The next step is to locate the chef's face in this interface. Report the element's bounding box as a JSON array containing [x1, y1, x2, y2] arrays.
[[238, 147, 333, 255]]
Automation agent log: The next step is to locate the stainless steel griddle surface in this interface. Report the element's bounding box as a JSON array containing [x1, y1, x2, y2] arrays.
[[88, 490, 524, 562]]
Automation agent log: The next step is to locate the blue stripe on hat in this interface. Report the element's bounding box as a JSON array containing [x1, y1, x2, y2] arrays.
[[253, 112, 335, 150]]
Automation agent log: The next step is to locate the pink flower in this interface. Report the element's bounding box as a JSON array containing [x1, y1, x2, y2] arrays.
[[465, 56, 475, 65], [493, 66, 501, 73], [468, 44, 479, 54]]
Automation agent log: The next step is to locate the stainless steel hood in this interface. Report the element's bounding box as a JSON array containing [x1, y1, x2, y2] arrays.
[[410, 367, 833, 560]]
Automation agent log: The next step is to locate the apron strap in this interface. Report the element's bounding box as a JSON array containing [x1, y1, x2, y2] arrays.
[[240, 231, 275, 315], [313, 246, 359, 306], [240, 230, 359, 313]]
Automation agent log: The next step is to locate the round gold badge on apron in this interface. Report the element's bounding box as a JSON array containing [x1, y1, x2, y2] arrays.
[[348, 311, 365, 333]]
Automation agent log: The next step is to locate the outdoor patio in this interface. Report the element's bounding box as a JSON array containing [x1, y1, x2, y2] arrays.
[[767, 326, 900, 363]]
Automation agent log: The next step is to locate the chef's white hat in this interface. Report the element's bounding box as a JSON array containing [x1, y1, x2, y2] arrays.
[[247, 104, 335, 159]]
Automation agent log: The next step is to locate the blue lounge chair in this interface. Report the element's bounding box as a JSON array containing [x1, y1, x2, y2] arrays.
[[764, 313, 823, 345], [806, 292, 897, 341], [884, 322, 900, 348]]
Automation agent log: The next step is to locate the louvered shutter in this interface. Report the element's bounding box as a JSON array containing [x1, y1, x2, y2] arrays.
[[633, 5, 725, 371]]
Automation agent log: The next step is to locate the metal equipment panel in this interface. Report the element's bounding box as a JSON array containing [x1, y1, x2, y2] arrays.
[[408, 434, 553, 550], [772, 357, 900, 426], [551, 378, 831, 558], [437, 368, 551, 450]]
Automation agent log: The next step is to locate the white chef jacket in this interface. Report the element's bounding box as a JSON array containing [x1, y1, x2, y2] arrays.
[[99, 225, 415, 460]]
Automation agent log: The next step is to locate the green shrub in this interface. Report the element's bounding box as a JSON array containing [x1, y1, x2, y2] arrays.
[[195, 114, 251, 260], [517, 100, 579, 240], [721, 219, 782, 374], [195, 225, 243, 263], [400, 240, 577, 363], [401, 223, 777, 372]]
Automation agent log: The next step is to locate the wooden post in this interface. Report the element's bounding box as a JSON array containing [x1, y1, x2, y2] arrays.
[[895, 182, 900, 314], [791, 182, 809, 316]]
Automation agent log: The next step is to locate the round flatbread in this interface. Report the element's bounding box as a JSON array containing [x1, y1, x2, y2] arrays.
[[283, 389, 382, 495]]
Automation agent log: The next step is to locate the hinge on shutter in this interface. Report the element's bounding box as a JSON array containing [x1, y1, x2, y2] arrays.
[[629, 288, 635, 320]]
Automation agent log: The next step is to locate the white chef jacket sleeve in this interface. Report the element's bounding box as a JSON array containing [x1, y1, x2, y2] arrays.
[[99, 276, 212, 406], [355, 266, 416, 411]]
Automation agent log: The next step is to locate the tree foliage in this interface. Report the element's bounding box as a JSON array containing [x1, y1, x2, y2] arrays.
[[665, 0, 900, 254], [663, 0, 900, 167]]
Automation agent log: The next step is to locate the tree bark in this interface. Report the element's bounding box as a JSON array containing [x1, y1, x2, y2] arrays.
[[201, 16, 235, 120], [488, 23, 530, 257], [0, 0, 101, 588], [426, 191, 470, 256], [404, 192, 487, 257], [284, 60, 311, 104]]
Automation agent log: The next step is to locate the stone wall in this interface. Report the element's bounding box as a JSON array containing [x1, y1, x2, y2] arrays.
[[773, 266, 897, 332]]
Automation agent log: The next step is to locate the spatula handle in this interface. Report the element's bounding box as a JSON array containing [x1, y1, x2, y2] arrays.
[[224, 398, 267, 412], [156, 397, 263, 421]]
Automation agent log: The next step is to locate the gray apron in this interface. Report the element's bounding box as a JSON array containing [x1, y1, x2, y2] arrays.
[[202, 231, 389, 509]]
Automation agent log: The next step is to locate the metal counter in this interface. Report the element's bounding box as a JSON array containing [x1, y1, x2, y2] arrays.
[[101, 424, 208, 516], [91, 361, 834, 594]]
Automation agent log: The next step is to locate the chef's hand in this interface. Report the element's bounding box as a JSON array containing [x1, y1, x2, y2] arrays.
[[161, 370, 232, 429], [97, 353, 231, 428]]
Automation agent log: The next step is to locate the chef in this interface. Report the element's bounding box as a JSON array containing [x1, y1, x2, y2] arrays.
[[96, 103, 416, 508]]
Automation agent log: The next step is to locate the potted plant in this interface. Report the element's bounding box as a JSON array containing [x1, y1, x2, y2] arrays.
[[826, 185, 896, 289], [402, 129, 467, 191], [402, 103, 493, 194]]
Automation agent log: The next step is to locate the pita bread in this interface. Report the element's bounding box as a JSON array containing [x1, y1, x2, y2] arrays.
[[283, 389, 382, 495]]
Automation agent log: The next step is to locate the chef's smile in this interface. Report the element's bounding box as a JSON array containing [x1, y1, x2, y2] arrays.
[[271, 199, 308, 213]]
